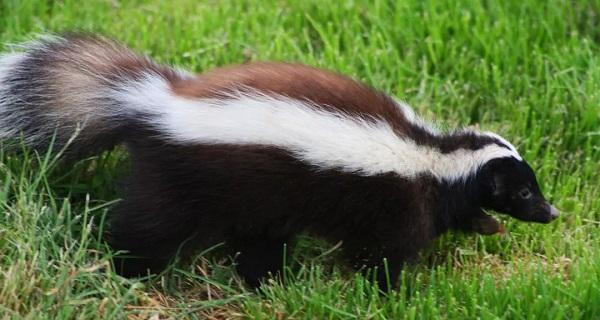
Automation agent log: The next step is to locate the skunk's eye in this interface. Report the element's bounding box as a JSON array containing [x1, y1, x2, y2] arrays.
[[518, 188, 532, 199]]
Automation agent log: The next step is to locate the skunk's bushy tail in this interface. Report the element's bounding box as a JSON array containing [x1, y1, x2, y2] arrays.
[[0, 34, 183, 154]]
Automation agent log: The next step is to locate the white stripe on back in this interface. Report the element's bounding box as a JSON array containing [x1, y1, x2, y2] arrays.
[[114, 74, 522, 182]]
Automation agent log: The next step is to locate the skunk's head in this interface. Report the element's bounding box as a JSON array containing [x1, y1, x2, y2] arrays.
[[476, 157, 559, 223]]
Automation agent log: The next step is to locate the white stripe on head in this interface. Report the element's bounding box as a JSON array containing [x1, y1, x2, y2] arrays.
[[480, 131, 522, 161], [393, 98, 521, 162], [115, 74, 521, 182]]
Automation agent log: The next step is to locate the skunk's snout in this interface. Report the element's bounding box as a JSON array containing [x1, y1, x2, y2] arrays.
[[518, 201, 560, 223], [547, 203, 560, 220], [537, 202, 559, 223]]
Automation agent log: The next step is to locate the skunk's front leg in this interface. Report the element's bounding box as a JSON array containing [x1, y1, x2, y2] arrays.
[[229, 234, 291, 288], [341, 223, 432, 290], [464, 210, 505, 235]]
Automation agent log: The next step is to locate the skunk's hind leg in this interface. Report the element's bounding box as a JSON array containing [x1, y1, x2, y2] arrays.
[[108, 198, 199, 277]]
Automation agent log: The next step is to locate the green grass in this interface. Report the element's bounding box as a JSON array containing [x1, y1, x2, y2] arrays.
[[1, 0, 599, 318]]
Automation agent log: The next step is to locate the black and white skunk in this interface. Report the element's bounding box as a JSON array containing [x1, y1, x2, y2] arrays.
[[0, 35, 559, 287]]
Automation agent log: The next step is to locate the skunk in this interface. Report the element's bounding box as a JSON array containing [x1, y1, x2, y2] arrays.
[[0, 35, 559, 287]]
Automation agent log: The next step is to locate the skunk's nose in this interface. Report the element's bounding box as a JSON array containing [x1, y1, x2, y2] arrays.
[[547, 203, 559, 220]]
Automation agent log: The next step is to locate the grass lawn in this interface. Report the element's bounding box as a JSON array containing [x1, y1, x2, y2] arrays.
[[1, 0, 599, 318]]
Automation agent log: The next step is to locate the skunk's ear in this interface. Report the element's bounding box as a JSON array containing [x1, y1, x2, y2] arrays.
[[478, 158, 510, 196]]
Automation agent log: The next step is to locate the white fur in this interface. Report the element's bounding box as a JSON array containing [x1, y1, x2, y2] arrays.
[[0, 51, 27, 138], [480, 131, 522, 161], [114, 75, 521, 182]]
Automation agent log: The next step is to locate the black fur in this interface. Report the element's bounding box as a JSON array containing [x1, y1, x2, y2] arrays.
[[111, 137, 440, 286], [110, 133, 554, 288]]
